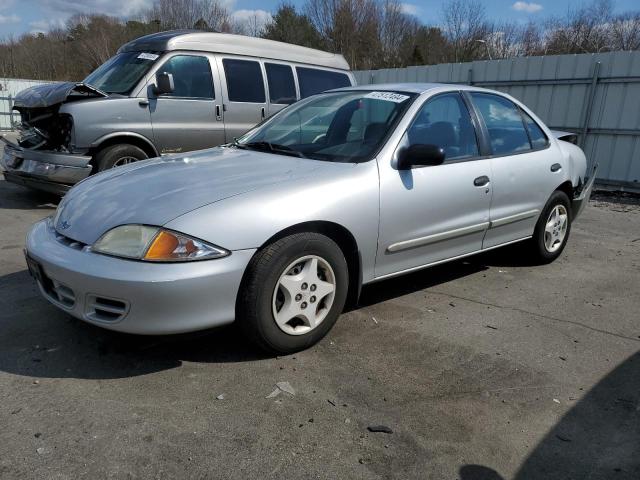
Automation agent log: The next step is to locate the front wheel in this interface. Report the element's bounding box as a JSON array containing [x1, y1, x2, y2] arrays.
[[237, 232, 349, 354], [95, 144, 148, 172], [528, 190, 572, 264]]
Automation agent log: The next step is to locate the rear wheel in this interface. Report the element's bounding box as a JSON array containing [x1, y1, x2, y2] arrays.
[[529, 190, 572, 263], [95, 144, 148, 172], [237, 232, 349, 354]]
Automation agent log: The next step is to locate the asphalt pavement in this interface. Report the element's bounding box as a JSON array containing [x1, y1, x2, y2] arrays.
[[0, 141, 638, 479]]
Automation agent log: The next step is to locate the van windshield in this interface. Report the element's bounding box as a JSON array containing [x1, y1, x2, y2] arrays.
[[83, 52, 159, 95], [234, 90, 416, 163]]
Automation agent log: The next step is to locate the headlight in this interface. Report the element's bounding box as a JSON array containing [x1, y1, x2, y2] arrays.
[[92, 225, 229, 262]]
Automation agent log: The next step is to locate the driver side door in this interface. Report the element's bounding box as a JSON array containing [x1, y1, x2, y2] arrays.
[[147, 53, 225, 154], [375, 92, 493, 278]]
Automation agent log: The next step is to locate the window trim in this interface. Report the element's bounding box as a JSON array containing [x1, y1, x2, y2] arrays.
[[464, 91, 552, 159], [155, 53, 215, 100], [518, 106, 550, 150], [264, 62, 298, 106], [221, 57, 267, 104], [401, 91, 487, 165]]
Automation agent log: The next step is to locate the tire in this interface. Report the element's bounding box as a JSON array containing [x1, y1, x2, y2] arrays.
[[237, 232, 349, 354], [529, 190, 572, 264], [94, 144, 148, 172]]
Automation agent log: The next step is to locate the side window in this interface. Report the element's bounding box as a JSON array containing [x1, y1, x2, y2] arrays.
[[265, 63, 296, 105], [406, 93, 479, 161], [157, 55, 213, 99], [296, 67, 351, 98], [470, 93, 531, 155], [521, 109, 549, 149], [222, 59, 265, 103]]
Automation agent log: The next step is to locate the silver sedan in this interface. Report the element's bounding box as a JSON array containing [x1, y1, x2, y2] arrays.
[[25, 83, 595, 353]]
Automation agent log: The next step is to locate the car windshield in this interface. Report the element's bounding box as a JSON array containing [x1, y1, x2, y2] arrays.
[[83, 51, 160, 95], [235, 90, 417, 162]]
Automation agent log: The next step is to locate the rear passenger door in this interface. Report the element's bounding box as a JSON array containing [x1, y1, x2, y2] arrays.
[[217, 56, 268, 141], [467, 92, 554, 248]]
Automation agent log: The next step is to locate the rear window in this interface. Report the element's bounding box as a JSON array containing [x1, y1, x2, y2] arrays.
[[296, 67, 351, 98], [265, 63, 297, 105], [222, 59, 265, 103]]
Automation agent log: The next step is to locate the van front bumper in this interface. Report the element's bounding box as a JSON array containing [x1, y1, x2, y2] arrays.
[[25, 218, 255, 335], [1, 136, 92, 194]]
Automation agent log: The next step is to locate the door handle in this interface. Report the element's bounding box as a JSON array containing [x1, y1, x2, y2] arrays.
[[261, 107, 266, 119], [215, 104, 222, 120], [138, 99, 149, 107], [550, 163, 562, 172], [474, 175, 490, 187]]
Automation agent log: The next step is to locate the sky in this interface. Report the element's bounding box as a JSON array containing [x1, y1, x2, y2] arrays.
[[0, 0, 638, 38]]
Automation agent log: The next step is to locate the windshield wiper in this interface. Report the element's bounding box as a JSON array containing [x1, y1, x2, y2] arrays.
[[240, 141, 307, 158]]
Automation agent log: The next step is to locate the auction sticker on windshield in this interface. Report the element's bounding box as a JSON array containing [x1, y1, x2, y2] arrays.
[[364, 92, 410, 103], [137, 53, 159, 61]]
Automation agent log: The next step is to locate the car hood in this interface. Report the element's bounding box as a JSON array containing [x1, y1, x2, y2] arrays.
[[13, 82, 107, 110], [54, 147, 328, 245]]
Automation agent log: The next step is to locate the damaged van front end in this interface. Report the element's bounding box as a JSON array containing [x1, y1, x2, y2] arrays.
[[1, 82, 106, 194]]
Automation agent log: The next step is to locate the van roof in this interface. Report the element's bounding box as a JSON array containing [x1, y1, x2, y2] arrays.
[[118, 30, 351, 71]]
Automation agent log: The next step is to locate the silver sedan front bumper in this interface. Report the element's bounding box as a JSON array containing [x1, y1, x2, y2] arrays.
[[25, 218, 255, 334], [1, 136, 92, 194]]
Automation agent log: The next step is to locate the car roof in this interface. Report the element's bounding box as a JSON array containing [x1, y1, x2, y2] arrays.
[[118, 30, 351, 71], [331, 82, 492, 94]]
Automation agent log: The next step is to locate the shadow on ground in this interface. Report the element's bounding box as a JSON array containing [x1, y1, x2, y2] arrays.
[[0, 246, 499, 381], [459, 352, 640, 479], [0, 176, 60, 210]]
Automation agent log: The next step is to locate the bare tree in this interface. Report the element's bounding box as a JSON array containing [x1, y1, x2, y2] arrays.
[[441, 0, 491, 62], [545, 0, 614, 54], [610, 12, 640, 51], [142, 0, 230, 31]]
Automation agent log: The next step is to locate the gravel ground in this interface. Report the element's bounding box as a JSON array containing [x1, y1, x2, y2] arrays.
[[0, 160, 638, 479]]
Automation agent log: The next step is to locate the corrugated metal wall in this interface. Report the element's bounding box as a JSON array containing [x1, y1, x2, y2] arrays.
[[355, 51, 640, 191], [0, 78, 56, 131]]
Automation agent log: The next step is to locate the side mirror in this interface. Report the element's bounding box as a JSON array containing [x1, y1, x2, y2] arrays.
[[154, 72, 174, 95], [397, 144, 445, 169]]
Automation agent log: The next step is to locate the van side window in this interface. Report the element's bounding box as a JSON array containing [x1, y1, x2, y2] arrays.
[[470, 93, 531, 155], [157, 55, 214, 99], [521, 109, 549, 149], [265, 63, 296, 105], [222, 59, 266, 103], [296, 67, 351, 98]]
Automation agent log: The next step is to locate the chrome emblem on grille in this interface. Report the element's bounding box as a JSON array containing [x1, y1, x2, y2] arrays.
[[60, 220, 71, 230]]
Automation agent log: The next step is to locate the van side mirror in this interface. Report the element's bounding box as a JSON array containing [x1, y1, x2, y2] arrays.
[[154, 72, 174, 95], [397, 144, 445, 169]]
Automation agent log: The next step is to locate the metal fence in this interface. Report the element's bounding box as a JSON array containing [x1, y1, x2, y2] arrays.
[[355, 51, 640, 192], [0, 78, 56, 131]]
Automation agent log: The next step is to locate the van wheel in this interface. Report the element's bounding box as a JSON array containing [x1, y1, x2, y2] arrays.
[[237, 232, 349, 354], [95, 144, 148, 172], [528, 190, 572, 264]]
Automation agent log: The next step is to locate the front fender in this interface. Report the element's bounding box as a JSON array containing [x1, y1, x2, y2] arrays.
[[164, 161, 381, 283]]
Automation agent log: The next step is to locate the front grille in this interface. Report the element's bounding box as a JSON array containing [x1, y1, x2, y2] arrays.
[[54, 232, 87, 251], [86, 295, 128, 323]]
